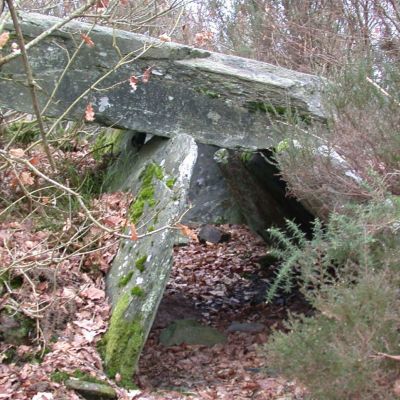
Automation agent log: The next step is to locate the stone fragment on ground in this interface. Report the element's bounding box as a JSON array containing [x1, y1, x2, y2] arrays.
[[153, 294, 202, 329], [198, 225, 231, 244], [226, 321, 265, 333], [0, 312, 34, 345], [65, 379, 117, 400], [159, 319, 227, 346]]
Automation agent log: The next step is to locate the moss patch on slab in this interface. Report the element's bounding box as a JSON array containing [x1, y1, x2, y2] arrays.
[[131, 286, 145, 297], [246, 101, 288, 115], [51, 369, 106, 385], [166, 177, 176, 189], [135, 255, 147, 272], [92, 129, 123, 161], [99, 293, 143, 389], [128, 163, 164, 224], [118, 271, 134, 288], [194, 87, 222, 99]]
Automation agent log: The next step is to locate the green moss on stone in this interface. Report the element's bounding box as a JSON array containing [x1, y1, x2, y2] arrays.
[[147, 225, 155, 232], [135, 256, 147, 272], [166, 177, 176, 189], [118, 271, 134, 288], [195, 87, 222, 99], [138, 186, 155, 201], [140, 163, 164, 184], [245, 101, 312, 124], [92, 130, 123, 160], [148, 198, 157, 207], [51, 369, 106, 385], [100, 293, 143, 389], [129, 163, 164, 223], [240, 150, 254, 163], [51, 370, 70, 383], [246, 101, 288, 115], [131, 286, 145, 297], [129, 199, 145, 223]]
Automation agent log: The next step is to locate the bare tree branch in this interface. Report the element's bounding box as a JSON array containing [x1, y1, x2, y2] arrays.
[[6, 0, 56, 170]]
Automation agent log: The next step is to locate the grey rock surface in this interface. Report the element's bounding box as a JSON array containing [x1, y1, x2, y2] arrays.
[[184, 143, 243, 224], [65, 379, 117, 400], [198, 224, 231, 244], [218, 150, 313, 240], [102, 133, 197, 383], [0, 13, 325, 150], [153, 293, 202, 329], [226, 322, 265, 334], [159, 319, 226, 347]]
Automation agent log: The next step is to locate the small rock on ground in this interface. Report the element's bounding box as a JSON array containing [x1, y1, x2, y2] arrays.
[[198, 225, 231, 244], [160, 319, 226, 346], [65, 379, 117, 400], [226, 321, 265, 333]]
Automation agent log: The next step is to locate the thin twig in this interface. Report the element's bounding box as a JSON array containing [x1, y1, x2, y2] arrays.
[[0, 0, 97, 67], [366, 77, 400, 107]]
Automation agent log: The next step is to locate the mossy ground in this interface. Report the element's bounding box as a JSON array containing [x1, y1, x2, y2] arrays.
[[51, 369, 106, 384]]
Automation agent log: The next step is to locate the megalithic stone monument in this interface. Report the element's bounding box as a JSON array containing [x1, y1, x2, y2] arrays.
[[0, 12, 326, 386]]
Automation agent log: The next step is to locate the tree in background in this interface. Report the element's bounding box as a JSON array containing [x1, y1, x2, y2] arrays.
[[178, 0, 400, 75]]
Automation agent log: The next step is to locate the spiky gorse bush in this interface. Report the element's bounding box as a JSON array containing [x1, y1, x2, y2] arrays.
[[266, 197, 400, 303], [266, 270, 400, 400], [264, 198, 400, 399]]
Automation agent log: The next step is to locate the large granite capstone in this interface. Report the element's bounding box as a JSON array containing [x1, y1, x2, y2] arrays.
[[0, 12, 325, 150]]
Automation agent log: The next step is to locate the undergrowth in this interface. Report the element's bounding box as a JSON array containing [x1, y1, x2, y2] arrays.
[[266, 270, 400, 400], [264, 59, 400, 400]]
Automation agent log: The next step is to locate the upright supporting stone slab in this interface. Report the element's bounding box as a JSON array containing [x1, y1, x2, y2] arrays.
[[184, 143, 243, 224], [0, 12, 325, 150], [217, 150, 314, 240], [102, 134, 197, 387]]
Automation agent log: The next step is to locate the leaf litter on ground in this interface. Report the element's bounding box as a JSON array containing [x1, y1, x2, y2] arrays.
[[0, 140, 307, 399]]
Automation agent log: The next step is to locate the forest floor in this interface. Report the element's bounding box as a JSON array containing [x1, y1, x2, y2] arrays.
[[0, 142, 308, 399], [136, 225, 309, 400], [0, 223, 308, 400]]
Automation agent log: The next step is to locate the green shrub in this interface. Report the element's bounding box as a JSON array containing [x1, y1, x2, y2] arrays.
[[264, 270, 400, 400], [264, 195, 400, 399], [266, 199, 400, 303]]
